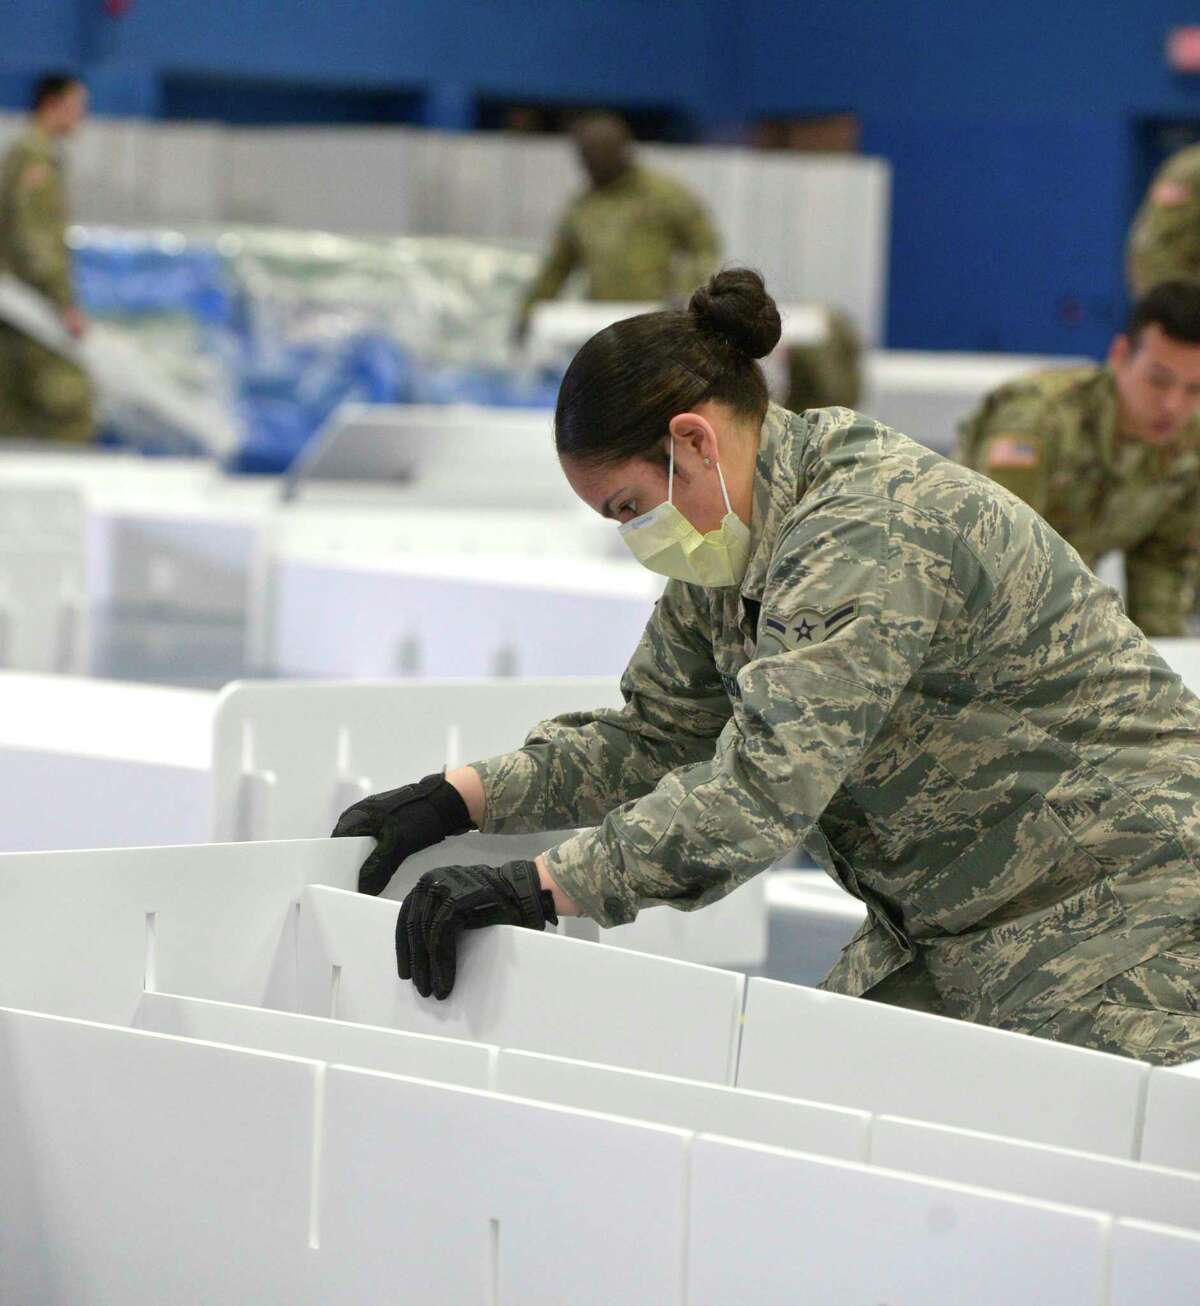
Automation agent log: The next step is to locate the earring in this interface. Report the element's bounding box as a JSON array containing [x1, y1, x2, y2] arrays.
[[703, 457, 712, 466]]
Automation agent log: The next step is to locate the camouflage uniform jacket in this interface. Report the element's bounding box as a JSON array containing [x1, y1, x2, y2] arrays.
[[957, 365, 1200, 637], [520, 166, 719, 317], [0, 128, 74, 309], [1127, 144, 1200, 296], [473, 404, 1200, 1034]]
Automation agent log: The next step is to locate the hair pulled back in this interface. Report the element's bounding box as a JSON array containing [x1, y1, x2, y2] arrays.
[[554, 267, 782, 468]]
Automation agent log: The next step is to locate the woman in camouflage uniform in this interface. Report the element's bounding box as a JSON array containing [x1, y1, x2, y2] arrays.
[[337, 270, 1200, 1066]]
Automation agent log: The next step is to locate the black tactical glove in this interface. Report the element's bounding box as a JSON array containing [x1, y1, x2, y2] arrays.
[[396, 860, 558, 1000], [331, 773, 474, 896]]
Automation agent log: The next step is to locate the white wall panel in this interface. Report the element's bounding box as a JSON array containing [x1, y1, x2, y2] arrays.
[[263, 552, 657, 679], [318, 1065, 689, 1305], [1110, 1218, 1200, 1305], [738, 977, 1149, 1157], [1141, 1059, 1200, 1173], [0, 1007, 317, 1304], [687, 1134, 1107, 1306], [136, 989, 495, 1087], [0, 838, 362, 1022], [296, 885, 744, 1082], [496, 1047, 869, 1160], [872, 1114, 1200, 1232], [2, 113, 889, 340], [210, 676, 619, 841]]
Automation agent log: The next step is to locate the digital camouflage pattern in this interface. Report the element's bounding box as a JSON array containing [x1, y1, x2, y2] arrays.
[[957, 364, 1200, 637], [519, 166, 720, 320], [1127, 143, 1200, 296], [471, 403, 1200, 1062], [0, 127, 92, 441]]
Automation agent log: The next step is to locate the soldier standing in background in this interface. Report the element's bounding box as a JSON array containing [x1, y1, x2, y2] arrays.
[[516, 109, 861, 410], [957, 282, 1200, 637], [514, 112, 720, 341], [0, 73, 94, 442], [1127, 142, 1200, 295]]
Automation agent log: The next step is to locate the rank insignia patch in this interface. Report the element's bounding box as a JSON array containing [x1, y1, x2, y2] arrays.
[[759, 601, 859, 651]]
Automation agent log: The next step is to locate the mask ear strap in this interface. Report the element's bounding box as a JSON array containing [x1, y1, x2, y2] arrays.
[[668, 439, 675, 503], [715, 461, 733, 515]]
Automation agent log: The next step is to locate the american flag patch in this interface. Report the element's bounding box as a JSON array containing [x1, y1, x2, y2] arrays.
[[985, 435, 1041, 470], [1153, 178, 1191, 208]]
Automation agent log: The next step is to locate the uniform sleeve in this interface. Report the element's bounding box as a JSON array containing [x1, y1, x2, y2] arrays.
[[1127, 148, 1200, 295], [667, 186, 721, 298], [1124, 484, 1200, 636], [8, 157, 72, 308], [518, 213, 579, 321], [957, 390, 1056, 519], [470, 580, 732, 833], [543, 497, 966, 927]]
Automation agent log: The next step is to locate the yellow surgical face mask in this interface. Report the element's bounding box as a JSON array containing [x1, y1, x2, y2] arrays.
[[619, 442, 751, 588]]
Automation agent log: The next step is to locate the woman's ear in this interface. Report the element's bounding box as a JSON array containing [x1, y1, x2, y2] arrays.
[[668, 411, 719, 466]]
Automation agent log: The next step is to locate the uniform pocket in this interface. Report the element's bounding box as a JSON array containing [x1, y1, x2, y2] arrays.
[[1088, 945, 1200, 1063], [921, 878, 1126, 1025], [1083, 1003, 1170, 1059], [1103, 943, 1200, 1015], [905, 792, 1084, 935]]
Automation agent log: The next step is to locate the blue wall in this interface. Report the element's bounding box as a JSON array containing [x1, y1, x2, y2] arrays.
[[1, 0, 737, 129], [8, 1, 1200, 354], [739, 2, 1200, 354]]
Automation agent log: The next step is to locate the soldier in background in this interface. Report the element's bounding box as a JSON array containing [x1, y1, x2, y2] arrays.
[[783, 305, 861, 412], [516, 110, 861, 410], [1127, 142, 1200, 296], [957, 281, 1200, 636], [0, 73, 94, 442], [514, 112, 720, 341]]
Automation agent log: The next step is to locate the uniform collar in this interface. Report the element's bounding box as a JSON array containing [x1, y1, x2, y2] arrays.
[[739, 403, 805, 602]]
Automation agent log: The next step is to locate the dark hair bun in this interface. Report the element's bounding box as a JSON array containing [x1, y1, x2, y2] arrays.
[[688, 268, 782, 360]]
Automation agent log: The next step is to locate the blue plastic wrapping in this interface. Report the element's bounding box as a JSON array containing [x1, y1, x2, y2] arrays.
[[72, 225, 556, 472]]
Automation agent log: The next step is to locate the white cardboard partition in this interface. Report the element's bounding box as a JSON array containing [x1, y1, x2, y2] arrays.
[[0, 838, 363, 1023], [262, 550, 658, 679], [0, 1006, 316, 1304], [496, 1048, 869, 1161], [0, 672, 213, 851], [291, 404, 572, 510], [1110, 1218, 1200, 1305], [296, 885, 744, 1083], [763, 869, 867, 983], [871, 1114, 1200, 1232], [210, 676, 769, 968], [391, 831, 770, 969], [210, 677, 769, 969], [318, 1065, 689, 1306], [687, 1134, 1107, 1306], [1155, 639, 1200, 700], [737, 978, 1149, 1157], [6, 115, 887, 340], [595, 873, 769, 970], [0, 482, 87, 673], [1141, 1060, 1200, 1173], [135, 990, 495, 1089], [210, 676, 621, 842]]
